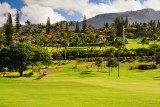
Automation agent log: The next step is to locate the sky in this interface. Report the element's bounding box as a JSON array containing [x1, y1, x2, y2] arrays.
[[0, 0, 159, 26]]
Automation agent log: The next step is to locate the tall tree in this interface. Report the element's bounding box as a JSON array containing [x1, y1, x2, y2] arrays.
[[65, 22, 69, 32], [104, 22, 109, 30], [5, 13, 13, 46], [140, 37, 149, 49], [46, 17, 51, 34], [157, 20, 160, 28], [82, 16, 87, 33], [75, 21, 80, 33], [95, 57, 103, 72], [0, 31, 5, 48], [62, 40, 69, 61], [152, 33, 158, 44], [0, 43, 52, 76], [69, 21, 74, 27], [114, 17, 123, 37], [116, 41, 124, 77], [125, 16, 128, 28], [25, 20, 32, 34], [16, 11, 21, 32], [25, 20, 31, 25]]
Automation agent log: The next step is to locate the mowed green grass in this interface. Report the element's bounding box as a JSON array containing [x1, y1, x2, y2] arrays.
[[46, 39, 160, 52], [0, 61, 160, 107]]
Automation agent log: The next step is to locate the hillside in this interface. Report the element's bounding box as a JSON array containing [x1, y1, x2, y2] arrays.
[[83, 8, 160, 28], [1, 8, 160, 30]]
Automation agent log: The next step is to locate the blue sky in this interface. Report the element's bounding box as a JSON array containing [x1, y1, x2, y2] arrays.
[[0, 0, 145, 9], [0, 0, 158, 26], [0, 0, 144, 21]]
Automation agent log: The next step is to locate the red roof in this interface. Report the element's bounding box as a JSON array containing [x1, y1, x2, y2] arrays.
[[16, 35, 33, 39], [47, 34, 53, 38]]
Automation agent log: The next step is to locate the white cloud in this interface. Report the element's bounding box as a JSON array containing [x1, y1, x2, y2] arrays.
[[1, 0, 160, 27], [0, 2, 66, 27], [21, 4, 66, 25], [143, 0, 160, 10], [22, 0, 160, 19], [0, 2, 17, 27]]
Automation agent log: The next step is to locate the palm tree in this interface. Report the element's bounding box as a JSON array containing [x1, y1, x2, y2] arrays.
[[60, 20, 66, 31], [140, 37, 149, 51], [87, 24, 95, 32], [100, 40, 108, 52], [83, 33, 91, 61], [62, 40, 69, 61], [65, 22, 69, 32], [25, 20, 32, 34], [116, 41, 124, 77], [0, 31, 6, 48], [107, 48, 116, 73], [25, 20, 31, 26], [152, 33, 158, 44], [74, 35, 81, 59], [55, 45, 60, 61], [69, 21, 75, 27], [95, 57, 103, 72], [52, 23, 60, 33], [107, 58, 113, 76], [104, 22, 109, 30]]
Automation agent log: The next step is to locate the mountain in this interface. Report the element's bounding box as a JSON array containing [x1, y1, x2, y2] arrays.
[[0, 24, 38, 31], [82, 8, 160, 28], [1, 8, 160, 31]]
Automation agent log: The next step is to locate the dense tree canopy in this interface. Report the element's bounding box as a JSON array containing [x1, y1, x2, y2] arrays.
[[0, 43, 52, 76], [46, 17, 51, 34], [82, 16, 87, 33], [4, 13, 13, 46], [16, 11, 21, 32]]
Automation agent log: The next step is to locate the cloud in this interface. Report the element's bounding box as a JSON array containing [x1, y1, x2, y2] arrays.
[[1, 0, 160, 27], [22, 0, 160, 19], [0, 2, 17, 27], [0, 2, 66, 27], [21, 4, 66, 25], [22, 0, 143, 19], [143, 0, 160, 10]]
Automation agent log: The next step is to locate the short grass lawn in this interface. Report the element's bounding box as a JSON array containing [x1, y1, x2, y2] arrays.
[[0, 61, 160, 107]]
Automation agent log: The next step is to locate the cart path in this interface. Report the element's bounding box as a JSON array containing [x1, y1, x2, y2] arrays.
[[35, 68, 52, 80]]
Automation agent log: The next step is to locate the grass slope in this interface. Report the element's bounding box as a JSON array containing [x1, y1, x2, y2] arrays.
[[0, 61, 160, 107], [46, 39, 159, 53]]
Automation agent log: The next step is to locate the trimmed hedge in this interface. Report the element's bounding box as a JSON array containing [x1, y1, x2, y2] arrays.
[[138, 65, 157, 70]]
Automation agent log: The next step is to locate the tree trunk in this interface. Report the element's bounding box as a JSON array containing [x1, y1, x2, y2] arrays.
[[143, 44, 145, 55], [19, 71, 23, 77], [98, 66, 99, 72], [104, 60, 105, 68], [109, 66, 110, 76], [3, 72, 5, 77], [87, 44, 89, 61], [118, 49, 120, 77], [65, 47, 67, 61]]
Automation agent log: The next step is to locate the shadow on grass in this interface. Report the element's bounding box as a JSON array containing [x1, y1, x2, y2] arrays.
[[80, 71, 95, 77], [136, 70, 145, 72], [81, 71, 92, 74], [99, 71, 108, 73], [128, 61, 134, 63], [4, 76, 20, 78], [4, 75, 33, 78], [153, 77, 160, 80]]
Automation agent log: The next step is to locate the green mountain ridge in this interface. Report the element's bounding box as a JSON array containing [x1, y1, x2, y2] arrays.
[[0, 8, 159, 30], [82, 8, 160, 28]]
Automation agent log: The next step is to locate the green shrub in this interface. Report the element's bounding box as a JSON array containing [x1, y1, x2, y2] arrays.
[[29, 72, 34, 76], [138, 65, 157, 70], [107, 58, 118, 67]]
